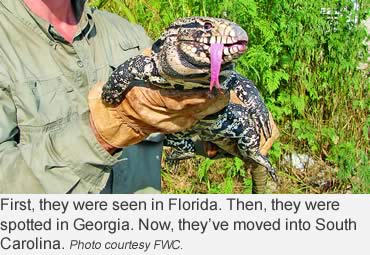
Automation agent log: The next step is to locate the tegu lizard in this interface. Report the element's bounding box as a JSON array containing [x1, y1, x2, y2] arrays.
[[102, 16, 271, 139], [164, 73, 277, 184], [101, 17, 276, 183]]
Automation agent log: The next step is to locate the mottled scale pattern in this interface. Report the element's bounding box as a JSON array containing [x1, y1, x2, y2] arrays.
[[102, 56, 156, 105], [100, 17, 276, 182], [222, 72, 271, 138], [166, 74, 277, 181]]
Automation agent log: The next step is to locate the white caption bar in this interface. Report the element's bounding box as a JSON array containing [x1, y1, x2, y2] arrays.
[[0, 195, 369, 255]]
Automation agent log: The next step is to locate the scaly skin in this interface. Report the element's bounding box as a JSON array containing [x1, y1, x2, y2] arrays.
[[101, 17, 276, 191], [165, 76, 277, 185], [102, 16, 271, 139]]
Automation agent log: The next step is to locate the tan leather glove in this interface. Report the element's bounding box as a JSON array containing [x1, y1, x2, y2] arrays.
[[89, 82, 229, 149]]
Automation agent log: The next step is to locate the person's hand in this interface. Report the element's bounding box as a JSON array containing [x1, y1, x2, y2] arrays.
[[88, 82, 229, 151]]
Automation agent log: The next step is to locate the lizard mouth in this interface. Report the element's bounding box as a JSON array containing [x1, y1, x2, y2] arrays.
[[209, 40, 247, 90], [196, 40, 247, 57], [221, 41, 248, 55]]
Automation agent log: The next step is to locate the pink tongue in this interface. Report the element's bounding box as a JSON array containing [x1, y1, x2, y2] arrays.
[[210, 43, 224, 91]]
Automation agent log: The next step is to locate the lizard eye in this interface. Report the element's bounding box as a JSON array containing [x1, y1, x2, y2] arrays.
[[204, 22, 213, 30]]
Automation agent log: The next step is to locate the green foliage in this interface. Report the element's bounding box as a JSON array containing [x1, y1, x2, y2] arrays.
[[92, 0, 370, 193], [197, 158, 214, 182], [195, 157, 248, 193]]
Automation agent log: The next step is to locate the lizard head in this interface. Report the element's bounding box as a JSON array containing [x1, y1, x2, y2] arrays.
[[152, 17, 248, 89]]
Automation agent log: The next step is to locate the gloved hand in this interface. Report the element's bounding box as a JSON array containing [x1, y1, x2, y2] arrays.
[[88, 82, 229, 151]]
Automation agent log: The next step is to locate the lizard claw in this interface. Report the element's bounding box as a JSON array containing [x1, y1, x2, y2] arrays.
[[165, 151, 196, 173], [166, 158, 181, 173], [268, 167, 278, 182], [252, 108, 272, 141], [260, 115, 272, 140]]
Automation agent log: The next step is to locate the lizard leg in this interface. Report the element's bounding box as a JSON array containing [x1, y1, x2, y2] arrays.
[[164, 134, 196, 172], [237, 135, 277, 183], [222, 71, 272, 139], [102, 55, 154, 105]]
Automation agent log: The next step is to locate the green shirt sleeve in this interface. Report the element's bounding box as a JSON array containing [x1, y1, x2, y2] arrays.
[[0, 3, 155, 194], [0, 76, 122, 193], [0, 79, 45, 193]]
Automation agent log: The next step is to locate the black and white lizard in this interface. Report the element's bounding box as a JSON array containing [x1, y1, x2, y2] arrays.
[[102, 17, 276, 182], [102, 17, 271, 139], [164, 73, 277, 183]]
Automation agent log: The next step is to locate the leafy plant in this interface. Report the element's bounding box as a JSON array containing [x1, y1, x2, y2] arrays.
[[91, 0, 369, 193]]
